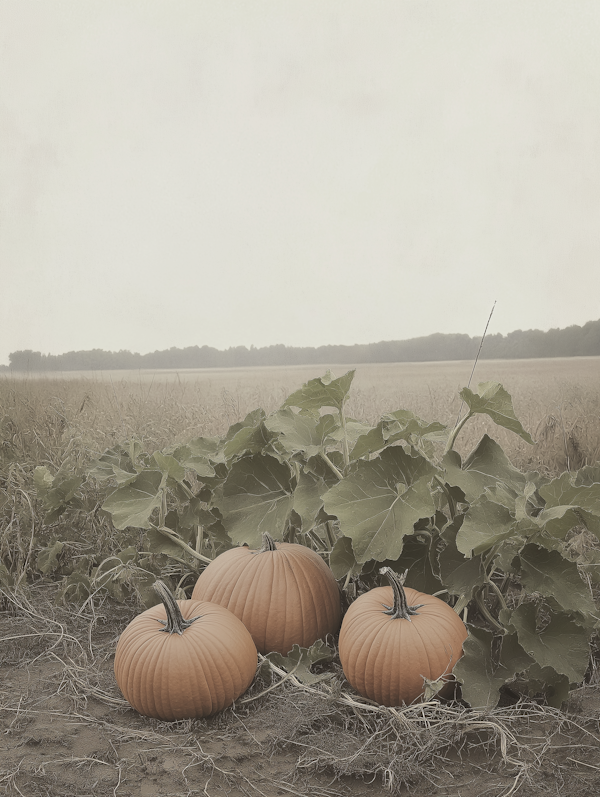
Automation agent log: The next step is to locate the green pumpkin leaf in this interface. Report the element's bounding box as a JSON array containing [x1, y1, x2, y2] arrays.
[[223, 420, 279, 461], [322, 446, 437, 563], [396, 534, 442, 595], [265, 409, 339, 458], [521, 664, 570, 708], [101, 470, 164, 530], [438, 538, 485, 599], [442, 435, 526, 503], [267, 640, 335, 685], [292, 469, 329, 533], [152, 452, 186, 484], [329, 535, 361, 581], [508, 602, 590, 683], [536, 505, 600, 539], [282, 370, 355, 413], [454, 628, 533, 709], [215, 454, 294, 547], [86, 444, 139, 485], [517, 544, 596, 615], [456, 496, 516, 558], [539, 470, 600, 516], [459, 382, 534, 444]]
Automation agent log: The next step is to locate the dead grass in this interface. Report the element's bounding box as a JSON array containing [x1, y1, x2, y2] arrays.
[[2, 585, 600, 796], [3, 357, 600, 474]]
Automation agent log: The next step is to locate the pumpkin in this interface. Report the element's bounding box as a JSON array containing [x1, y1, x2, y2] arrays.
[[114, 580, 257, 720], [338, 567, 467, 706], [191, 532, 342, 655]]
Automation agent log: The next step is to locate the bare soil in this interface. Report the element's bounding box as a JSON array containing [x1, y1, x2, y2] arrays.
[[2, 590, 600, 797]]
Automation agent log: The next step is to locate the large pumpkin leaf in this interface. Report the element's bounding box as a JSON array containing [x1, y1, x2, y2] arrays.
[[223, 420, 279, 461], [455, 495, 515, 558], [521, 664, 571, 708], [86, 444, 140, 484], [265, 409, 339, 458], [322, 446, 437, 563], [539, 469, 600, 515], [101, 470, 165, 530], [282, 370, 355, 413], [506, 602, 590, 683], [152, 452, 186, 484], [459, 382, 534, 444], [442, 436, 526, 504], [214, 454, 295, 547], [517, 544, 596, 615], [292, 469, 330, 533], [350, 412, 446, 461], [438, 538, 484, 599], [536, 505, 600, 539], [454, 628, 533, 709]]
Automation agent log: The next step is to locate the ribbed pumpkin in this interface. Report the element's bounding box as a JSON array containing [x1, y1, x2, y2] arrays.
[[339, 567, 467, 706], [114, 580, 257, 720], [191, 532, 342, 655]]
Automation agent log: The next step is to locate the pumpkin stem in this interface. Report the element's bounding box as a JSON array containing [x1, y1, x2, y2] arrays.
[[379, 567, 424, 621], [259, 532, 278, 552], [153, 580, 201, 635]]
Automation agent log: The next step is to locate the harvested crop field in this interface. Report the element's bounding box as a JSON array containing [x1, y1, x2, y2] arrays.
[[2, 357, 600, 796]]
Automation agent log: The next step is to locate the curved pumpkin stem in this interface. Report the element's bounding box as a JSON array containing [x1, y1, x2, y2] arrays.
[[153, 580, 201, 635], [379, 567, 424, 621], [259, 532, 278, 552]]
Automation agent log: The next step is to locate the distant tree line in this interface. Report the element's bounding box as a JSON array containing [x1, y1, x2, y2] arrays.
[[5, 318, 600, 372]]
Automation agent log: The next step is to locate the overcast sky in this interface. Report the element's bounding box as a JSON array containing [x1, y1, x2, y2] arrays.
[[1, 1, 599, 366]]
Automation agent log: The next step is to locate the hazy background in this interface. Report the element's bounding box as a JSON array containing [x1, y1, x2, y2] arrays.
[[1, 1, 599, 368]]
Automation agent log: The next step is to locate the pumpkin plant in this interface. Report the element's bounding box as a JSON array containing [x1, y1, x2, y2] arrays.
[[114, 580, 257, 720], [338, 567, 468, 706], [39, 369, 600, 709], [192, 531, 342, 654]]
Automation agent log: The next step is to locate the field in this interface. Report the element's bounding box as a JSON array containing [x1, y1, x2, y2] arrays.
[[2, 358, 600, 797]]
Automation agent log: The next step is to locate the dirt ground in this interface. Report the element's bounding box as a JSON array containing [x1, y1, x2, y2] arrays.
[[2, 590, 600, 797]]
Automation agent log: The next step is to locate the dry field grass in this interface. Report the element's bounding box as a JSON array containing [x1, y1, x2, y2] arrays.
[[3, 356, 600, 474], [2, 357, 600, 797]]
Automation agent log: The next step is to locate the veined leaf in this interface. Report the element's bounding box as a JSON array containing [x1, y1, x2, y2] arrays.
[[223, 420, 279, 461], [265, 409, 339, 458], [537, 505, 600, 539], [329, 535, 361, 580], [283, 370, 355, 413], [459, 382, 534, 444], [508, 602, 590, 683], [102, 470, 164, 530], [438, 537, 484, 598], [351, 413, 447, 461], [153, 452, 186, 484], [539, 470, 600, 516], [456, 495, 515, 558], [517, 544, 596, 615], [322, 446, 437, 563], [86, 445, 139, 485], [215, 454, 294, 547], [442, 435, 526, 503], [292, 469, 329, 533], [454, 628, 533, 709], [521, 664, 570, 708]]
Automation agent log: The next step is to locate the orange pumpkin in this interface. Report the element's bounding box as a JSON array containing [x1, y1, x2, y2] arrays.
[[338, 567, 467, 706], [114, 580, 257, 720], [192, 533, 342, 655]]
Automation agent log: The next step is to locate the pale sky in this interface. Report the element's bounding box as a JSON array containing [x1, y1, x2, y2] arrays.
[[1, 1, 600, 366]]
